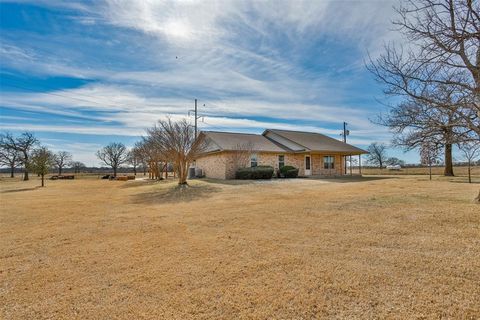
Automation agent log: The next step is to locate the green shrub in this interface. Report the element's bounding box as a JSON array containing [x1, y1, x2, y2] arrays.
[[235, 166, 274, 179], [279, 165, 299, 178], [280, 165, 295, 174], [284, 168, 299, 178]]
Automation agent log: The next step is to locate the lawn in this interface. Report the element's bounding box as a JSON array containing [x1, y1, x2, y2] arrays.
[[1, 175, 479, 319]]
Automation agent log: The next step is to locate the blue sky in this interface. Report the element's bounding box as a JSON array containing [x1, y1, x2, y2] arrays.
[[0, 0, 418, 165]]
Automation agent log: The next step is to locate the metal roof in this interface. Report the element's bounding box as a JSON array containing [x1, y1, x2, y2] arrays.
[[263, 129, 368, 154], [200, 131, 287, 152], [198, 129, 368, 155]]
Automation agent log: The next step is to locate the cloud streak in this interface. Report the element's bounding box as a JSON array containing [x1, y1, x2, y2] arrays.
[[1, 0, 404, 163]]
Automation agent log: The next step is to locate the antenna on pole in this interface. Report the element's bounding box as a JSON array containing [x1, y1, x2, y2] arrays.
[[340, 122, 350, 174], [188, 99, 204, 138]]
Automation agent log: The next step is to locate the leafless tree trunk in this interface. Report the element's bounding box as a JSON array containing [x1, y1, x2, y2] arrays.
[[228, 142, 254, 176], [367, 0, 480, 199], [53, 151, 72, 176], [1, 132, 38, 181], [366, 142, 388, 169], [0, 138, 20, 178], [146, 118, 206, 186], [96, 143, 128, 177], [458, 140, 480, 186], [29, 147, 54, 187], [420, 141, 441, 181], [444, 142, 454, 176]]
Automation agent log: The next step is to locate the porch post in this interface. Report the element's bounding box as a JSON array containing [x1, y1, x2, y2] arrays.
[[359, 155, 362, 175], [349, 155, 352, 175]]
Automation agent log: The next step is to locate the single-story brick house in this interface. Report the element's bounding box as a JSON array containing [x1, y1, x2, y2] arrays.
[[194, 129, 368, 179]]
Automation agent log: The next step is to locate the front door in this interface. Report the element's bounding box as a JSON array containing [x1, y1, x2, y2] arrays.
[[305, 155, 311, 175]]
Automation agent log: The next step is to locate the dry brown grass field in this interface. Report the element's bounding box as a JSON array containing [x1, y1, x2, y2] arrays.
[[1, 174, 479, 319], [358, 165, 480, 176]]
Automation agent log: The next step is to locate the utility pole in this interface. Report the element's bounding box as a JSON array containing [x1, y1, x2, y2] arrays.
[[341, 122, 349, 174], [188, 99, 204, 138], [194, 99, 198, 138]]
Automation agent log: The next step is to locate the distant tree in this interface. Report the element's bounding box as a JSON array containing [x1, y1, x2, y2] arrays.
[[29, 147, 54, 187], [420, 141, 441, 181], [96, 143, 128, 177], [53, 151, 72, 175], [0, 136, 21, 178], [70, 161, 86, 174], [146, 118, 205, 185], [0, 132, 38, 180], [385, 157, 405, 167], [127, 147, 143, 175], [458, 141, 480, 184], [130, 141, 148, 176], [367, 142, 388, 169], [376, 99, 465, 176], [135, 138, 164, 179]]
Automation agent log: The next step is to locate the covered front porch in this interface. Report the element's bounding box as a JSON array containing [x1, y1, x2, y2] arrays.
[[298, 153, 364, 177]]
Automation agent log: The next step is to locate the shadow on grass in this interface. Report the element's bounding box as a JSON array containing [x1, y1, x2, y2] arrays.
[[120, 179, 172, 189], [1, 186, 42, 193], [131, 183, 221, 204], [200, 178, 259, 186], [197, 176, 395, 185], [304, 175, 395, 183]]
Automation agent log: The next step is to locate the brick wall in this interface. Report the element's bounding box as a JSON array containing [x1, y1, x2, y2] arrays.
[[310, 154, 344, 175], [195, 152, 228, 179], [196, 151, 348, 179]]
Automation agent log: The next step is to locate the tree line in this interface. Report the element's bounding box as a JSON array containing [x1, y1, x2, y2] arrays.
[[95, 118, 204, 185], [0, 132, 87, 186]]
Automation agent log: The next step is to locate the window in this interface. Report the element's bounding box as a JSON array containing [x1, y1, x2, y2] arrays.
[[278, 155, 285, 168], [324, 156, 335, 169], [305, 156, 311, 170], [250, 154, 258, 167]]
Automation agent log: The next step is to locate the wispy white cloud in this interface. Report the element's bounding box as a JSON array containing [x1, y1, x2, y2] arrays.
[[1, 0, 402, 163]]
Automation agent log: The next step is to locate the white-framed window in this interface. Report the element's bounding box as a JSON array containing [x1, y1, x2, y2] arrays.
[[323, 156, 335, 169], [250, 153, 258, 167], [278, 155, 285, 168]]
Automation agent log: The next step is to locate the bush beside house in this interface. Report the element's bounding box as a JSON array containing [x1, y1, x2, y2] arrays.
[[279, 165, 299, 178], [236, 166, 274, 179]]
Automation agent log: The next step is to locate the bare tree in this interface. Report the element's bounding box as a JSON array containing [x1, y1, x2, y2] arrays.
[[368, 0, 480, 200], [146, 118, 205, 185], [367, 142, 388, 169], [0, 136, 21, 178], [385, 157, 405, 167], [29, 147, 54, 187], [96, 143, 128, 177], [70, 161, 86, 174], [0, 132, 38, 181], [458, 140, 480, 184], [53, 151, 72, 175], [377, 98, 466, 176], [368, 0, 480, 135], [420, 141, 441, 181], [136, 138, 164, 180], [228, 142, 254, 175], [127, 146, 145, 176]]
